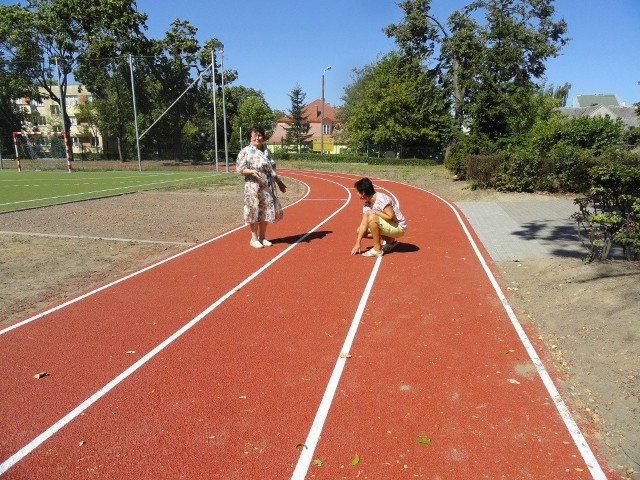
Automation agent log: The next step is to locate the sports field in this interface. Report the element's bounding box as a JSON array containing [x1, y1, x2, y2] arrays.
[[0, 170, 232, 213]]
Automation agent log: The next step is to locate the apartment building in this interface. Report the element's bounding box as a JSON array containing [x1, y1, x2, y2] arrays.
[[15, 85, 103, 156]]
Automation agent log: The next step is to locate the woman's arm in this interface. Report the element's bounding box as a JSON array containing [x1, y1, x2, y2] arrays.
[[351, 213, 369, 255], [375, 204, 396, 222], [268, 154, 286, 192]]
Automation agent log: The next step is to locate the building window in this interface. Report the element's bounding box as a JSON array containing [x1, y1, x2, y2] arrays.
[[72, 136, 80, 146], [323, 124, 331, 135], [65, 95, 78, 106], [91, 136, 100, 147], [69, 116, 77, 126], [50, 105, 61, 115]]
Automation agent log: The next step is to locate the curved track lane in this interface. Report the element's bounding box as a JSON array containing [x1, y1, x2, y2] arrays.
[[0, 170, 609, 479]]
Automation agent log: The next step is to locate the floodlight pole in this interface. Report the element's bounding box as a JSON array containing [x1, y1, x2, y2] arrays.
[[320, 65, 331, 155], [220, 48, 229, 172], [211, 50, 219, 171], [129, 54, 142, 172]]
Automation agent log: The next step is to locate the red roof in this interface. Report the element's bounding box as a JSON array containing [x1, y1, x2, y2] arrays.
[[276, 98, 339, 124], [269, 99, 341, 144]]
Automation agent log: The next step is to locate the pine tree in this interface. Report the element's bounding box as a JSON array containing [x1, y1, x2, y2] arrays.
[[284, 84, 310, 152]]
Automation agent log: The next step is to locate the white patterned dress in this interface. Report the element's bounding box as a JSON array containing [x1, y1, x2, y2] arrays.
[[236, 144, 283, 224]]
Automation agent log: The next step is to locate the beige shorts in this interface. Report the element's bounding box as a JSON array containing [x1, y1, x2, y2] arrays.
[[379, 217, 405, 238]]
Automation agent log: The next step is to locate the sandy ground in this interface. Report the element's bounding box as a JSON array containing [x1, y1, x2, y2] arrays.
[[0, 167, 638, 479]]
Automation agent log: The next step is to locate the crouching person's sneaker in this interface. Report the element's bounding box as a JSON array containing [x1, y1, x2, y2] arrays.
[[362, 248, 383, 257]]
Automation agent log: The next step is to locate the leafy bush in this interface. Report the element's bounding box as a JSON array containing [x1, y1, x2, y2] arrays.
[[572, 159, 640, 261], [547, 144, 594, 192], [465, 155, 502, 189]]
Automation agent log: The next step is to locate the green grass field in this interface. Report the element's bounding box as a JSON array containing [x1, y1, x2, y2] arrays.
[[0, 169, 237, 213]]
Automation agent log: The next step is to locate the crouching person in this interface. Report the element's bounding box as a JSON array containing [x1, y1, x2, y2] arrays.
[[351, 177, 407, 257]]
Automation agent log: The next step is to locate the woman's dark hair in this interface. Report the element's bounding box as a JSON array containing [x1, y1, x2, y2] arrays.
[[354, 177, 375, 197], [248, 125, 266, 139]]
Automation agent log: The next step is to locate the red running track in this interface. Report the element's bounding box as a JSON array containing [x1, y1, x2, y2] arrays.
[[0, 170, 611, 479]]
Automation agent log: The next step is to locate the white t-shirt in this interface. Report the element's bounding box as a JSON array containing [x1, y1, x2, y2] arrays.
[[363, 192, 407, 231]]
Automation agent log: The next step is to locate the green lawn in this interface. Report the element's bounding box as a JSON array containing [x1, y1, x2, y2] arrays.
[[0, 170, 235, 213]]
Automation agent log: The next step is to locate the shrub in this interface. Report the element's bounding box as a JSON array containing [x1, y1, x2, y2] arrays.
[[465, 155, 502, 189], [572, 159, 640, 261]]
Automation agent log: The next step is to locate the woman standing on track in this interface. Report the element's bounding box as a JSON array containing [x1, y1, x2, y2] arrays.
[[351, 177, 407, 257], [237, 126, 287, 248]]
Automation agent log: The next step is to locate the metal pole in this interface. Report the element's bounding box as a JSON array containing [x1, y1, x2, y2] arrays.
[[211, 50, 219, 171], [220, 48, 229, 172], [129, 54, 142, 172], [320, 65, 331, 155]]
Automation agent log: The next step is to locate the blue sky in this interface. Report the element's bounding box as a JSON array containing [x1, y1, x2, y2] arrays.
[[4, 0, 638, 110], [133, 0, 639, 110]]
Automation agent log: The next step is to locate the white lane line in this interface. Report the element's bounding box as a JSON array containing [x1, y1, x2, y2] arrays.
[[0, 230, 191, 246], [388, 179, 607, 480], [0, 174, 219, 207], [0, 174, 308, 336], [291, 256, 382, 480], [0, 175, 349, 476]]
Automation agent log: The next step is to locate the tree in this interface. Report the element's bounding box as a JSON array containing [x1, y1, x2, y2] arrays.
[[0, 7, 40, 152], [0, 0, 147, 159], [141, 19, 204, 161], [232, 95, 275, 149], [340, 52, 451, 156], [96, 60, 140, 161], [384, 0, 569, 157], [220, 85, 264, 151], [284, 84, 310, 152], [546, 82, 571, 107]]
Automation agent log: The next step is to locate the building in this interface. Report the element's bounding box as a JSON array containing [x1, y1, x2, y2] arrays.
[[557, 93, 639, 129], [574, 93, 621, 108], [268, 99, 346, 154], [15, 85, 104, 156]]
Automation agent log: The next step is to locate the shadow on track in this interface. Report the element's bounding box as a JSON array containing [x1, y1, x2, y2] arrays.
[[272, 230, 332, 245]]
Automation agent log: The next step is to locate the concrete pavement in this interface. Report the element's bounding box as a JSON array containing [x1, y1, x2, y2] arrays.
[[455, 197, 585, 261]]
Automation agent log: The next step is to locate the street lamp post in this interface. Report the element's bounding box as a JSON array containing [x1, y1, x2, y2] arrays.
[[211, 49, 219, 171], [320, 65, 331, 155]]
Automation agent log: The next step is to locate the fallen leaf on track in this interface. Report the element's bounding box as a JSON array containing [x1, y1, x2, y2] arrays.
[[351, 453, 360, 465]]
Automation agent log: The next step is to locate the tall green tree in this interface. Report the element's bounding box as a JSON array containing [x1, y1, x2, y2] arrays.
[[0, 0, 147, 157], [141, 19, 203, 161], [232, 95, 274, 149], [340, 51, 451, 155], [284, 84, 310, 152], [0, 6, 40, 152], [384, 0, 568, 155], [220, 85, 262, 151]]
